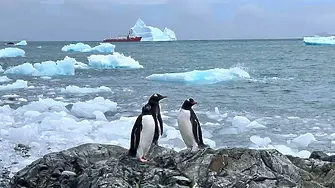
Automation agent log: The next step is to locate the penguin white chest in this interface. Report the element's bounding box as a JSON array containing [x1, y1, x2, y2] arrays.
[[177, 109, 197, 148], [137, 115, 155, 158]]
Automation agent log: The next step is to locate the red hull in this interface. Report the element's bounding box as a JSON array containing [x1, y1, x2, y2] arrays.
[[103, 36, 142, 42]]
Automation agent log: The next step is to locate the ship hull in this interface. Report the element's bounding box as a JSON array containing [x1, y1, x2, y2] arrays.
[[103, 36, 142, 43]]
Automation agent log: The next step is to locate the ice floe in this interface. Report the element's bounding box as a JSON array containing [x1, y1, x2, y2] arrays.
[[4, 56, 78, 76], [15, 40, 27, 46], [146, 67, 250, 84], [0, 48, 25, 58], [87, 52, 143, 69], [61, 85, 112, 94], [61, 43, 115, 53]]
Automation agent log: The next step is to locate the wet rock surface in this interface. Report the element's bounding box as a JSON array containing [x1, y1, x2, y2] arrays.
[[8, 143, 335, 188]]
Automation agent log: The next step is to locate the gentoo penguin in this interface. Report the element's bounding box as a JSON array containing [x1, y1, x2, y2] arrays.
[[128, 104, 156, 162], [147, 93, 167, 145], [177, 98, 206, 151]]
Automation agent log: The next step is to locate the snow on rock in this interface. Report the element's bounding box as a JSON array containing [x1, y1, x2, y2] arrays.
[[131, 18, 177, 41], [0, 48, 25, 58], [146, 67, 250, 85], [61, 85, 112, 94], [15, 40, 27, 46], [71, 97, 117, 119], [61, 43, 115, 53], [87, 53, 143, 69], [4, 56, 78, 76]]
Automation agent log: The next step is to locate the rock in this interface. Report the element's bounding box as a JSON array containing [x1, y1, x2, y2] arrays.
[[8, 143, 335, 188], [309, 151, 335, 162]]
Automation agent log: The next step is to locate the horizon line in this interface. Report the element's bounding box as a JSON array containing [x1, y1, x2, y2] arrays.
[[0, 38, 304, 42]]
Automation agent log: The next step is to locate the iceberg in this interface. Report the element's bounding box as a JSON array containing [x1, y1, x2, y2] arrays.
[[87, 52, 143, 69], [61, 43, 115, 53], [146, 67, 250, 85], [0, 48, 25, 58], [15, 40, 27, 46], [4, 56, 78, 76], [303, 36, 335, 45], [130, 18, 177, 41]]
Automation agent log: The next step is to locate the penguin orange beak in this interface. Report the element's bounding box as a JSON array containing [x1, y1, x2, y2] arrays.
[[191, 101, 197, 104]]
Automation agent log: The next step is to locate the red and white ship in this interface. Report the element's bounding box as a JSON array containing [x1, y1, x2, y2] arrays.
[[103, 30, 142, 43]]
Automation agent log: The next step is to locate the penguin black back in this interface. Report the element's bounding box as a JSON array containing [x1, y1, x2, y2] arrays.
[[182, 98, 206, 147], [147, 93, 167, 145], [128, 104, 152, 157]]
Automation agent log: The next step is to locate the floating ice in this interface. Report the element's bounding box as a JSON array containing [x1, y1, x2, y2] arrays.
[[250, 135, 271, 148], [61, 85, 112, 94], [15, 40, 27, 46], [88, 52, 143, 69], [146, 67, 250, 84], [4, 56, 78, 76], [0, 76, 11, 83], [303, 36, 335, 45], [131, 18, 177, 41], [61, 42, 115, 53], [0, 80, 27, 90], [0, 65, 3, 72], [291, 133, 316, 147], [71, 97, 117, 119], [37, 46, 42, 49], [0, 48, 25, 58]]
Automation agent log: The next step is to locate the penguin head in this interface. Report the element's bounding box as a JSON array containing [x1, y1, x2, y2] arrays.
[[141, 104, 151, 114], [181, 98, 197, 110], [148, 93, 167, 104]]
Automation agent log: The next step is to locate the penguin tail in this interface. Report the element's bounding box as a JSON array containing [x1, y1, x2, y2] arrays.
[[199, 143, 210, 149], [128, 149, 137, 157]]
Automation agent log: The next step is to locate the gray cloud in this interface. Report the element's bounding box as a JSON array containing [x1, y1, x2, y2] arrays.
[[0, 0, 334, 41]]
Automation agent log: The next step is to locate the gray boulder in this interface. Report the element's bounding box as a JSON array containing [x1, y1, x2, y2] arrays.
[[8, 143, 334, 188]]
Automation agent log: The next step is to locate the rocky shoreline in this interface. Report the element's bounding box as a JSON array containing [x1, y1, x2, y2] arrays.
[[7, 143, 335, 188]]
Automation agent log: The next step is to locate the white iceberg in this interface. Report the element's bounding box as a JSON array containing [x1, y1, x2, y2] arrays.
[[87, 52, 143, 69], [0, 48, 25, 58], [15, 40, 27, 46], [4, 56, 78, 76], [131, 18, 177, 41], [303, 36, 335, 45], [146, 67, 250, 84], [61, 43, 115, 53]]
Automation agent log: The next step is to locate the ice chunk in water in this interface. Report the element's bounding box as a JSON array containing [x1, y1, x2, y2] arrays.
[[71, 97, 117, 118], [0, 47, 25, 58], [250, 135, 271, 148], [146, 67, 250, 85], [87, 53, 143, 69], [291, 133, 316, 147]]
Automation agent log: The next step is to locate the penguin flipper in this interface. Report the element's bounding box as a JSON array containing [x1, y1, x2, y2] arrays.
[[190, 109, 205, 146], [128, 115, 143, 157], [157, 113, 164, 135]]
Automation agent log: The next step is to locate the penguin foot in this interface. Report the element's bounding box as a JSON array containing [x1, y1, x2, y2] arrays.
[[139, 157, 148, 162]]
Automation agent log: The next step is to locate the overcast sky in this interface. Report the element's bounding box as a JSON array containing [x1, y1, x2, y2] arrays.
[[1, 0, 335, 41]]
